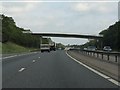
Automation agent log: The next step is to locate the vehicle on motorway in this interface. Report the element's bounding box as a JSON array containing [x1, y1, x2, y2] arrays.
[[58, 48, 62, 50], [50, 42, 56, 51], [40, 44, 50, 52], [87, 46, 97, 51], [83, 48, 87, 50], [103, 46, 112, 52]]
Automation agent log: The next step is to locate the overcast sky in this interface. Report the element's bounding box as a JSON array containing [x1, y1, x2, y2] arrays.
[[1, 0, 119, 45]]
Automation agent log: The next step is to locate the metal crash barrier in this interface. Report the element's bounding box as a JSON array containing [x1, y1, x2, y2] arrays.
[[81, 50, 120, 63]]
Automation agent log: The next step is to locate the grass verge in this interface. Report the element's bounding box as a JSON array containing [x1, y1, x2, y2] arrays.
[[2, 42, 39, 54], [0, 42, 1, 54]]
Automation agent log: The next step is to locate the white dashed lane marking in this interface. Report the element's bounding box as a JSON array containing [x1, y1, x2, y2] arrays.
[[38, 57, 40, 58], [32, 60, 36, 63], [18, 68, 26, 72]]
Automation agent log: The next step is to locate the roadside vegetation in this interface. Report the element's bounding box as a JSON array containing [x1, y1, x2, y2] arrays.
[[2, 14, 119, 53], [0, 42, 2, 54], [2, 42, 40, 54], [2, 14, 40, 48], [1, 14, 42, 54], [81, 21, 120, 51], [1, 14, 65, 54]]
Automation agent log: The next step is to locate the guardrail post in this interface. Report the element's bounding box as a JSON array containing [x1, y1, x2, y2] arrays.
[[115, 56, 117, 62], [93, 52, 94, 57], [97, 53, 99, 58], [102, 54, 103, 59], [90, 52, 92, 56], [107, 55, 109, 61]]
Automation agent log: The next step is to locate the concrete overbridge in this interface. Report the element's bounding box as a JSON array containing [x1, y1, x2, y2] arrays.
[[31, 33, 103, 39]]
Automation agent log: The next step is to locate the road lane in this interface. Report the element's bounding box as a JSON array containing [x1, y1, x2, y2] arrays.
[[2, 51, 118, 88], [2, 52, 41, 83]]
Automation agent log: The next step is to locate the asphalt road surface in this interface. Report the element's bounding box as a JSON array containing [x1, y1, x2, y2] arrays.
[[2, 50, 118, 88]]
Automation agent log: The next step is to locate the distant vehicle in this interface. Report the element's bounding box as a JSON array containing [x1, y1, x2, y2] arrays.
[[103, 46, 112, 52], [87, 46, 97, 51], [50, 42, 56, 51], [40, 44, 50, 53], [69, 47, 74, 50], [40, 38, 56, 52], [68, 47, 80, 50], [58, 48, 62, 50], [83, 48, 87, 50]]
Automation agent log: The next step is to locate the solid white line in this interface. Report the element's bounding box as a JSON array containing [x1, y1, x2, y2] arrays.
[[2, 52, 38, 60], [2, 55, 17, 59], [18, 68, 25, 72], [66, 51, 120, 86]]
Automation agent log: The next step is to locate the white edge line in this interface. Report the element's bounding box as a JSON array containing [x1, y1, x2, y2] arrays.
[[2, 55, 17, 59], [65, 51, 120, 86], [32, 60, 36, 62], [18, 68, 25, 72], [2, 52, 38, 60]]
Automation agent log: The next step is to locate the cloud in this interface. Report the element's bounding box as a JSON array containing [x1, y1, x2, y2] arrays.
[[73, 3, 90, 12], [72, 2, 117, 14], [2, 2, 39, 16], [1, 1, 118, 45], [0, 2, 2, 14]]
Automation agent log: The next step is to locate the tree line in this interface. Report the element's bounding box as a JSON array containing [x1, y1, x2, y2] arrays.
[[1, 14, 41, 48], [81, 21, 120, 51]]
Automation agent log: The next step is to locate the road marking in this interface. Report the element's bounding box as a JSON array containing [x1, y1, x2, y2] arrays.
[[38, 57, 40, 58], [108, 79, 119, 86], [2, 52, 38, 60], [66, 51, 120, 86], [3, 55, 17, 59], [18, 68, 26, 72], [32, 60, 36, 63]]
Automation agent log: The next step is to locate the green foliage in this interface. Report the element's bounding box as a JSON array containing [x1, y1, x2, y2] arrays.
[[41, 38, 51, 44], [99, 21, 120, 51], [81, 21, 120, 51], [0, 42, 2, 53], [80, 40, 98, 50], [2, 42, 36, 54], [56, 43, 65, 49], [2, 14, 40, 48]]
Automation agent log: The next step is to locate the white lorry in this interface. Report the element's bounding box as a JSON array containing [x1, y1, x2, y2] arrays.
[[40, 44, 50, 52]]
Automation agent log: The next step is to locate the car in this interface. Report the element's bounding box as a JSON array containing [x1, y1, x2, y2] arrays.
[[103, 46, 112, 52], [87, 46, 97, 51], [83, 48, 87, 50]]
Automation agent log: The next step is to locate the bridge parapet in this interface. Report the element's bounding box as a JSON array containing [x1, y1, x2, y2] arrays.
[[31, 33, 103, 39]]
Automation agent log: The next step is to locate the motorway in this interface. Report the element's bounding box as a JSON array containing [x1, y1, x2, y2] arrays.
[[2, 50, 119, 88]]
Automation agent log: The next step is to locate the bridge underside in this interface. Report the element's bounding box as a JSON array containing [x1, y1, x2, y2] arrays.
[[31, 33, 103, 39]]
